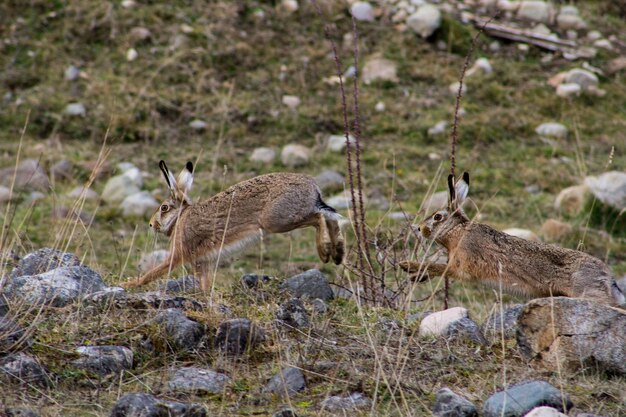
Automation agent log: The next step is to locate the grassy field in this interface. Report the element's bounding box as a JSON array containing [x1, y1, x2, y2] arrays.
[[1, 0, 625, 416]]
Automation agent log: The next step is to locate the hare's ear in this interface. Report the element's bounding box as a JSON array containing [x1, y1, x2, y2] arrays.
[[159, 160, 177, 191], [447, 174, 456, 210], [454, 172, 470, 206], [176, 161, 194, 194]]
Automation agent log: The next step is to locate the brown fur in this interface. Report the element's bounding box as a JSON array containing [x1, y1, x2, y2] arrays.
[[122, 164, 344, 291], [401, 173, 625, 307]]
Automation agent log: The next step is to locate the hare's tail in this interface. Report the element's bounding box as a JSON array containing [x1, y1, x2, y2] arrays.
[[316, 193, 342, 221]]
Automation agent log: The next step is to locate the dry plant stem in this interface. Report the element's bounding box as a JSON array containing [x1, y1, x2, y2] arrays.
[[311, 0, 368, 296], [446, 16, 493, 309], [350, 16, 376, 298]]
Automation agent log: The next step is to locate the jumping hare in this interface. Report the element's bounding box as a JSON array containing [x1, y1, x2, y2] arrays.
[[122, 160, 344, 291], [400, 173, 625, 307]]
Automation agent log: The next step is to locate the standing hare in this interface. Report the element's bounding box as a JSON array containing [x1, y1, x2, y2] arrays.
[[122, 160, 344, 291], [400, 173, 625, 307]]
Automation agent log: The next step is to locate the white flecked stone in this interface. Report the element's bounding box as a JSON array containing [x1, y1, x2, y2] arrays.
[[420, 307, 468, 337]]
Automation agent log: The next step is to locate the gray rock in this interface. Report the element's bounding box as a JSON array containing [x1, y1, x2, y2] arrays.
[[110, 393, 206, 417], [263, 367, 306, 398], [67, 186, 99, 200], [9, 248, 80, 279], [282, 95, 301, 110], [276, 298, 310, 329], [0, 352, 51, 387], [5, 407, 40, 417], [215, 318, 265, 355], [407, 5, 441, 38], [138, 250, 170, 274], [350, 2, 375, 22], [0, 159, 50, 192], [102, 172, 142, 205], [517, 297, 626, 375], [314, 170, 344, 192], [428, 121, 448, 137], [0, 316, 29, 352], [535, 122, 568, 139], [481, 304, 523, 341], [129, 26, 152, 43], [189, 119, 207, 131], [281, 144, 310, 167], [362, 57, 398, 84], [72, 345, 133, 376], [5, 266, 106, 307], [64, 65, 80, 81], [326, 134, 354, 152], [483, 381, 572, 417], [280, 269, 334, 301], [50, 159, 72, 181], [584, 171, 626, 210], [64, 102, 86, 117], [433, 388, 478, 417], [311, 298, 328, 314], [120, 191, 159, 217], [0, 185, 12, 203], [169, 367, 230, 394], [446, 317, 487, 345], [154, 308, 205, 351], [321, 392, 371, 411], [516, 1, 553, 23], [159, 276, 200, 293], [565, 69, 598, 91], [241, 273, 269, 289], [250, 147, 276, 163]]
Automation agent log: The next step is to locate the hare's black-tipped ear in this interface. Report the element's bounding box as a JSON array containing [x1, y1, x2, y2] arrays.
[[455, 172, 470, 206], [447, 174, 456, 209], [176, 161, 194, 195], [159, 160, 176, 190]]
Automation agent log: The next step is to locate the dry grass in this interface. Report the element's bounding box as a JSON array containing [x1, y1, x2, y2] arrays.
[[0, 0, 625, 415]]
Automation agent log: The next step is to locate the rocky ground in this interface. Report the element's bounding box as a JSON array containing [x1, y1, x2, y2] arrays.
[[1, 0, 625, 416]]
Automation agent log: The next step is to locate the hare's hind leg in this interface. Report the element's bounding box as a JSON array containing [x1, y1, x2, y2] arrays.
[[315, 213, 332, 263], [326, 218, 344, 265]]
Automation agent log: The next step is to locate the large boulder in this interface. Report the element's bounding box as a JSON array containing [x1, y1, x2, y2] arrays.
[[9, 248, 81, 279], [483, 380, 572, 417], [72, 345, 133, 376], [280, 269, 334, 301], [262, 367, 306, 398], [0, 352, 51, 387], [5, 266, 107, 307], [154, 308, 205, 352], [168, 367, 230, 394], [481, 304, 524, 342], [516, 297, 626, 375], [432, 388, 478, 417], [215, 318, 265, 355]]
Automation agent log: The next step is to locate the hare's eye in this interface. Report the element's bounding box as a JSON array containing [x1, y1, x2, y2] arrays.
[[433, 213, 443, 221], [160, 204, 169, 212]]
